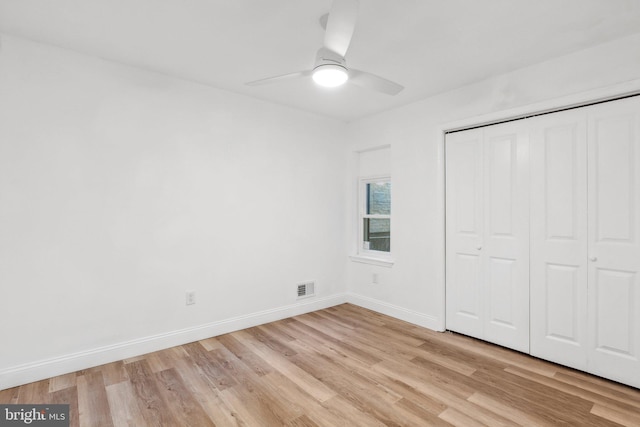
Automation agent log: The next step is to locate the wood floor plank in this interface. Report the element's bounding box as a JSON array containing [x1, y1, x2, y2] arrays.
[[49, 385, 79, 427], [199, 336, 225, 352], [331, 321, 431, 362], [105, 380, 148, 427], [259, 320, 298, 342], [261, 371, 347, 427], [468, 367, 610, 427], [438, 407, 487, 427], [286, 336, 404, 403], [16, 379, 49, 404], [0, 386, 20, 404], [183, 341, 238, 391], [210, 345, 314, 424], [505, 366, 640, 416], [100, 361, 129, 386], [286, 414, 321, 427], [320, 395, 388, 427], [286, 318, 384, 366], [244, 324, 298, 357], [429, 331, 560, 378], [219, 376, 301, 427], [553, 370, 640, 408], [207, 345, 260, 389], [76, 371, 114, 427], [3, 303, 640, 427], [410, 351, 609, 427], [210, 341, 308, 424], [414, 345, 477, 376], [285, 334, 457, 424], [311, 310, 425, 349], [288, 342, 401, 409], [467, 392, 543, 426], [145, 350, 178, 374], [170, 355, 246, 426], [216, 332, 273, 377], [393, 397, 455, 427], [49, 372, 77, 392], [328, 304, 386, 328], [591, 403, 640, 427], [154, 368, 215, 427], [232, 329, 336, 402], [372, 360, 527, 427], [124, 359, 179, 427]]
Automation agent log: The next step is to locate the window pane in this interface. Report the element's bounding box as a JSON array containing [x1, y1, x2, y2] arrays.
[[363, 218, 390, 252], [366, 182, 391, 215]]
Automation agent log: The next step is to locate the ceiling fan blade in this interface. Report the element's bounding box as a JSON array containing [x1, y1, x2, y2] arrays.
[[348, 69, 404, 95], [324, 0, 359, 57], [245, 70, 311, 86]]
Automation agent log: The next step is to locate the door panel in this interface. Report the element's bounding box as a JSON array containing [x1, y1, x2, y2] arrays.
[[594, 116, 635, 243], [483, 122, 529, 353], [587, 96, 640, 388], [446, 129, 484, 339], [594, 269, 635, 356], [488, 256, 517, 328], [453, 254, 481, 320], [545, 264, 580, 342], [488, 137, 515, 236], [530, 110, 588, 370]]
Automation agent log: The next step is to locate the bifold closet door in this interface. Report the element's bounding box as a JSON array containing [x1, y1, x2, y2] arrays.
[[446, 122, 530, 353], [446, 128, 484, 340], [529, 110, 589, 371], [587, 96, 640, 388]]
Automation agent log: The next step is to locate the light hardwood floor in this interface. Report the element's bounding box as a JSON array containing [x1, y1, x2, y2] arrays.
[[1, 303, 639, 426]]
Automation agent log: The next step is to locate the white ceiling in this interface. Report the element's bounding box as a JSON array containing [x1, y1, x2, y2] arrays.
[[1, 0, 639, 122]]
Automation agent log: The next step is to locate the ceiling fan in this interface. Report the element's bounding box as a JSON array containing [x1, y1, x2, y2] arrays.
[[245, 0, 404, 95]]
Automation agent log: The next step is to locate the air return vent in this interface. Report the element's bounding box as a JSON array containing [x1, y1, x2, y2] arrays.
[[297, 281, 315, 299]]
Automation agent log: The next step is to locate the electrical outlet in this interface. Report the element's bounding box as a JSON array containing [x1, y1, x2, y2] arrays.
[[186, 290, 196, 306]]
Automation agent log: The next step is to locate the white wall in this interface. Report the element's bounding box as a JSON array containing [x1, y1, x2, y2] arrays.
[[345, 32, 640, 330], [2, 29, 640, 390], [0, 35, 348, 388]]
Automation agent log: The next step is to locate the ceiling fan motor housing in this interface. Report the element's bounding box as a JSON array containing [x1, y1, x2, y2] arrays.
[[314, 47, 347, 70]]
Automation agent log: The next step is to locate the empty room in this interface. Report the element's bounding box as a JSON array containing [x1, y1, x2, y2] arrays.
[[1, 0, 640, 425]]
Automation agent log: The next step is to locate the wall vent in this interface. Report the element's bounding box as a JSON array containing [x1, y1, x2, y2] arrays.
[[297, 281, 315, 299]]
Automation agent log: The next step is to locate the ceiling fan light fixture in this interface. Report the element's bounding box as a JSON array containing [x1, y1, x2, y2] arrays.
[[312, 64, 349, 88]]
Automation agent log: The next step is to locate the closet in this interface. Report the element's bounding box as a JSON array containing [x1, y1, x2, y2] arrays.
[[445, 95, 640, 389]]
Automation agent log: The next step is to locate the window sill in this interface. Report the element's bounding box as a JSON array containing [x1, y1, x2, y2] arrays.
[[349, 255, 395, 268]]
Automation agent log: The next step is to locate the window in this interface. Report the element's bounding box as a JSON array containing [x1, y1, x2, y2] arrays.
[[359, 177, 391, 255]]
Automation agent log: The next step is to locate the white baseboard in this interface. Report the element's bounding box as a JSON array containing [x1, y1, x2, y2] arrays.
[[0, 292, 444, 390], [0, 294, 347, 390], [346, 292, 444, 332]]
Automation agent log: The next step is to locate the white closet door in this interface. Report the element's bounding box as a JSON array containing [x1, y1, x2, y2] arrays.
[[529, 110, 589, 370], [482, 122, 530, 353], [587, 96, 640, 388], [446, 129, 484, 340], [446, 123, 529, 352]]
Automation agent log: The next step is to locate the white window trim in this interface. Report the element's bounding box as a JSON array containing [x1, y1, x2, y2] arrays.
[[354, 175, 394, 265], [349, 254, 395, 267]]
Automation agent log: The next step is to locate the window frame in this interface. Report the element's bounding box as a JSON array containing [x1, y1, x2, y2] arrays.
[[357, 175, 392, 260]]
